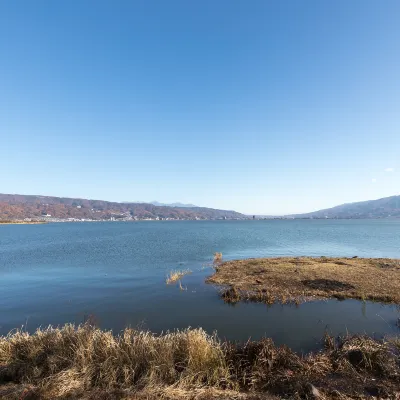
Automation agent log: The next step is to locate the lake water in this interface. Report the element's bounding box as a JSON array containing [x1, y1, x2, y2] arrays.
[[1, 219, 399, 352]]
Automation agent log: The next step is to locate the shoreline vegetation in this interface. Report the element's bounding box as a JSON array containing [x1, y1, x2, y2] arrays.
[[0, 324, 399, 399], [206, 257, 400, 305]]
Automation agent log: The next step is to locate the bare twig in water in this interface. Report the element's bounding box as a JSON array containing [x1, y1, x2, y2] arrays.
[[178, 280, 187, 291]]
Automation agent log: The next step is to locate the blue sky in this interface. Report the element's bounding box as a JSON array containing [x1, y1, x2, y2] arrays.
[[1, 0, 399, 215]]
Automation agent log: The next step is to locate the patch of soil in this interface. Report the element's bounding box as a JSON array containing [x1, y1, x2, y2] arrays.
[[334, 261, 349, 266], [375, 261, 398, 269], [0, 384, 40, 400]]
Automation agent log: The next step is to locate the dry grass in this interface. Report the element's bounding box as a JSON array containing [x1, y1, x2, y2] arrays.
[[207, 257, 400, 305], [213, 253, 223, 265], [0, 325, 230, 399], [166, 269, 191, 284], [0, 324, 399, 399]]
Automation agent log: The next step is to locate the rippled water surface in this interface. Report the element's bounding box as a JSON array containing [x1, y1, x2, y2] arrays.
[[1, 220, 399, 351]]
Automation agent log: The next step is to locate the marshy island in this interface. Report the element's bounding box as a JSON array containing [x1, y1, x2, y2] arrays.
[[207, 256, 400, 305]]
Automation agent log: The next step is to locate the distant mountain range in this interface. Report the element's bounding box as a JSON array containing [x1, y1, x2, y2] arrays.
[[127, 201, 199, 208], [150, 201, 199, 208], [1, 193, 400, 222], [0, 194, 244, 221], [290, 195, 400, 219]]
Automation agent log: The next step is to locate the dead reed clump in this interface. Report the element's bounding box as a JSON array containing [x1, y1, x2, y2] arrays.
[[213, 253, 223, 265], [220, 287, 241, 304], [166, 269, 192, 284], [392, 337, 400, 351], [220, 287, 277, 305], [245, 290, 276, 305], [0, 325, 232, 399], [0, 325, 399, 399], [226, 338, 302, 391], [327, 334, 399, 378]]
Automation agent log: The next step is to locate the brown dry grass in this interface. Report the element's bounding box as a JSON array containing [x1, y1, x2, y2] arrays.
[[213, 253, 223, 265], [0, 324, 399, 399], [166, 269, 192, 284], [0, 325, 230, 399], [207, 257, 400, 304]]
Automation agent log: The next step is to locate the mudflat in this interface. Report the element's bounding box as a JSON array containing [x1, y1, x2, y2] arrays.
[[207, 257, 400, 304]]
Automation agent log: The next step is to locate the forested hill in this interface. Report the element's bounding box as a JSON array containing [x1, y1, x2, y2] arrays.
[[290, 195, 400, 219], [0, 194, 245, 221]]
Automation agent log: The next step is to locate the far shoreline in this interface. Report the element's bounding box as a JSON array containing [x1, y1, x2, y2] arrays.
[[0, 220, 47, 225], [1, 217, 400, 224]]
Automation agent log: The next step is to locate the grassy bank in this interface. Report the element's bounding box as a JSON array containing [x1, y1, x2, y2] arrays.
[[0, 324, 399, 399], [207, 257, 400, 305]]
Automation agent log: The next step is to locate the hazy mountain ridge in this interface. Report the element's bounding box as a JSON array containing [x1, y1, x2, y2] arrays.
[[125, 201, 199, 208], [2, 193, 400, 221], [0, 194, 244, 221], [150, 201, 198, 208], [290, 195, 400, 219]]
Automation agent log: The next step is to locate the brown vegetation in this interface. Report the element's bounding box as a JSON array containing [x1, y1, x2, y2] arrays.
[[166, 269, 192, 284], [207, 257, 400, 305], [213, 253, 223, 264], [0, 324, 399, 399]]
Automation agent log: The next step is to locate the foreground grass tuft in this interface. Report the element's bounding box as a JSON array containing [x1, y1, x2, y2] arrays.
[[0, 324, 399, 399], [0, 325, 230, 399], [166, 269, 192, 284]]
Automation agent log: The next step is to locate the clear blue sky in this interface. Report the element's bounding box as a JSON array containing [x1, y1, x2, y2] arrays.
[[1, 0, 399, 215]]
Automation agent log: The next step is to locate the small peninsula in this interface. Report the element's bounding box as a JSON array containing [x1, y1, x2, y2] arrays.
[[207, 257, 400, 304]]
